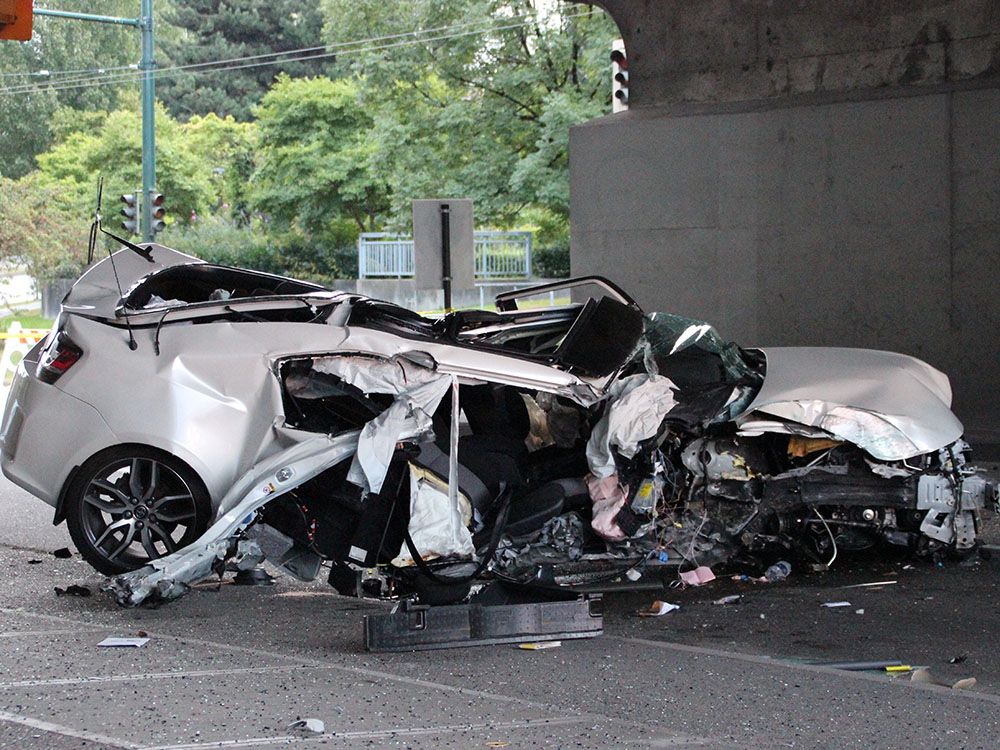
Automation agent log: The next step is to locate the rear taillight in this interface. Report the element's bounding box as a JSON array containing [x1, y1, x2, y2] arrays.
[[37, 332, 83, 384]]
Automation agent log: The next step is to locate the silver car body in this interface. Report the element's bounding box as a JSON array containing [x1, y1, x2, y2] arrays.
[[1, 246, 604, 516], [1, 245, 991, 606]]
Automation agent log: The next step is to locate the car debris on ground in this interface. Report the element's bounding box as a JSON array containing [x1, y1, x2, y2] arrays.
[[637, 600, 680, 617], [53, 584, 91, 597], [2, 239, 997, 648], [287, 718, 324, 734], [97, 636, 149, 648]]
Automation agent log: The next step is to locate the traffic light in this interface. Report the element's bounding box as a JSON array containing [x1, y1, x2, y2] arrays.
[[120, 193, 139, 235], [149, 192, 166, 235], [0, 0, 32, 42], [610, 40, 628, 112]]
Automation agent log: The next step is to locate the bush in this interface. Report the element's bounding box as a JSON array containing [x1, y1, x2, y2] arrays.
[[532, 245, 570, 278], [160, 217, 356, 284]]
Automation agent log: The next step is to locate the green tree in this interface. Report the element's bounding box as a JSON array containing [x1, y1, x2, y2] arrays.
[[320, 0, 617, 232], [0, 0, 142, 178], [0, 174, 89, 282], [33, 97, 215, 229], [251, 75, 389, 235], [158, 0, 334, 121], [181, 113, 257, 220]]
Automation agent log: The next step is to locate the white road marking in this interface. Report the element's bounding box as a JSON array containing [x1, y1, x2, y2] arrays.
[[0, 607, 715, 746], [0, 708, 137, 749], [0, 664, 333, 689], [140, 717, 588, 750], [0, 628, 101, 638], [614, 636, 1000, 704]]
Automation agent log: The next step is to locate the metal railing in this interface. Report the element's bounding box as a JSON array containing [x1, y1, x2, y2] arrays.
[[357, 234, 415, 278], [358, 230, 532, 279], [474, 231, 532, 279]]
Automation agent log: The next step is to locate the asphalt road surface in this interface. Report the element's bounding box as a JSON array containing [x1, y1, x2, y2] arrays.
[[1, 475, 999, 749]]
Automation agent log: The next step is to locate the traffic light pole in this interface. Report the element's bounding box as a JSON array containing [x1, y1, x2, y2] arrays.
[[139, 0, 156, 242], [34, 2, 157, 241]]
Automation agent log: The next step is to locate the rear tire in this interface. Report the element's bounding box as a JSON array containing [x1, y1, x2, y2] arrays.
[[64, 445, 212, 575]]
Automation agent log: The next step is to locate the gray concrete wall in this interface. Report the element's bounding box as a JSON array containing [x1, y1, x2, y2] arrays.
[[589, 0, 1000, 109], [570, 86, 1000, 443]]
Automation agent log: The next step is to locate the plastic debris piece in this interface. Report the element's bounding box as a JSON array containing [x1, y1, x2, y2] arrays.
[[713, 595, 741, 605], [886, 665, 913, 673], [657, 550, 669, 563], [232, 568, 276, 586], [54, 584, 91, 597], [911, 668, 977, 690], [638, 600, 680, 617], [517, 641, 562, 650], [52, 548, 72, 559], [27, 559, 42, 565], [764, 561, 791, 581], [950, 654, 968, 664], [855, 609, 865, 615], [842, 580, 896, 589], [821, 601, 851, 608], [817, 659, 902, 671], [98, 637, 149, 648], [288, 719, 325, 733], [625, 568, 642, 582], [680, 566, 716, 586]]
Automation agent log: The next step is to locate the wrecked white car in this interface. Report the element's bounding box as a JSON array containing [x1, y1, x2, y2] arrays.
[[1, 244, 994, 611]]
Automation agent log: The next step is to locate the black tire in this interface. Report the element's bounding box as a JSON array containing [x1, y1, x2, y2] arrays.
[[64, 445, 212, 575]]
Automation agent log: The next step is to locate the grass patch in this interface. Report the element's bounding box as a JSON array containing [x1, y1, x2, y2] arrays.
[[0, 312, 53, 333]]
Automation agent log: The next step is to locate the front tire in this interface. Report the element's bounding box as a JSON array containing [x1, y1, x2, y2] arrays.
[[64, 446, 212, 575]]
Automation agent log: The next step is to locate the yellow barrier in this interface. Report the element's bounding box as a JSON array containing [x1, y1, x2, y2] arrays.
[[0, 324, 50, 387], [0, 329, 49, 341]]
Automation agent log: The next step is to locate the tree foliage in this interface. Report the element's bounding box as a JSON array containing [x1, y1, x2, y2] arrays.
[[158, 0, 334, 121], [0, 0, 140, 179], [2, 1, 616, 285], [33, 98, 215, 225], [320, 0, 616, 228], [0, 174, 89, 282], [251, 75, 389, 235]]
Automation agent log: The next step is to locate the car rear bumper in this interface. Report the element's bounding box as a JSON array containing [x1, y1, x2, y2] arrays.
[[1, 354, 118, 509]]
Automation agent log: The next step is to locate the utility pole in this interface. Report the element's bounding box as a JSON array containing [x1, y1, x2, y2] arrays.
[[34, 2, 158, 242], [138, 0, 155, 242]]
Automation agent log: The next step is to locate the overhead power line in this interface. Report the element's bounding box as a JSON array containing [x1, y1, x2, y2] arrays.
[[0, 4, 602, 97]]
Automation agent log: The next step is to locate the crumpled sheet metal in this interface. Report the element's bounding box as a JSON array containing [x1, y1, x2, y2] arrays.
[[586, 373, 677, 478], [742, 347, 963, 460], [309, 353, 451, 494], [494, 512, 585, 572], [106, 433, 358, 606]]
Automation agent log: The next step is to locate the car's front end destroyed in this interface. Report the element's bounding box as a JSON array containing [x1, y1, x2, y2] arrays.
[[105, 278, 996, 626]]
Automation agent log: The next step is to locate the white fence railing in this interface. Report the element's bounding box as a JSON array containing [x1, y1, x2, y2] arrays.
[[474, 231, 532, 279], [356, 234, 414, 278], [358, 230, 532, 279]]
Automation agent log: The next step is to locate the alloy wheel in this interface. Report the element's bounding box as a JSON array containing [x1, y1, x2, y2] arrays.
[[80, 456, 199, 567]]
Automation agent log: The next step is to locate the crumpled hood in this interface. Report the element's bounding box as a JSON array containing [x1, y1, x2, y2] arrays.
[[739, 347, 963, 460]]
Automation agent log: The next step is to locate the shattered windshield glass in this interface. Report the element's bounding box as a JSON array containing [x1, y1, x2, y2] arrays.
[[640, 313, 763, 425], [643, 312, 755, 384]]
